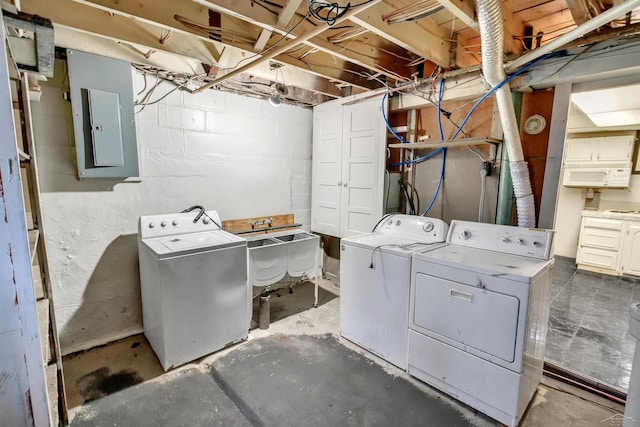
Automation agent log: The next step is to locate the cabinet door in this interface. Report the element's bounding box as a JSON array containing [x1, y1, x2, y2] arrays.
[[339, 97, 386, 237], [622, 224, 640, 276], [311, 103, 342, 237], [596, 135, 634, 162], [564, 137, 597, 163]]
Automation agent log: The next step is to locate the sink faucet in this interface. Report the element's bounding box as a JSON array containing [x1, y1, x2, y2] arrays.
[[181, 205, 205, 223]]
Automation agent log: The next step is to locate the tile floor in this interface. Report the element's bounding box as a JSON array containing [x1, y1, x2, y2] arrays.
[[545, 256, 640, 392]]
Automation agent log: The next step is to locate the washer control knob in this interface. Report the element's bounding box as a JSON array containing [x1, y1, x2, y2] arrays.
[[148, 222, 156, 229], [533, 241, 542, 247], [517, 238, 525, 245], [396, 220, 401, 226], [203, 217, 210, 225], [172, 220, 178, 226], [386, 220, 393, 225], [459, 229, 471, 240], [423, 222, 434, 232], [500, 236, 511, 243], [160, 221, 167, 228]]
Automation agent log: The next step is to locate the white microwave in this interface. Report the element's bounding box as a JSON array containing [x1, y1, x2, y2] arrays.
[[563, 166, 632, 188]]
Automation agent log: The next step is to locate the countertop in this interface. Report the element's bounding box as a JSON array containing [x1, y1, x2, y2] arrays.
[[582, 200, 640, 221]]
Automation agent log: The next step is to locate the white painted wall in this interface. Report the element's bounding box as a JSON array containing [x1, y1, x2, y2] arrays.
[[32, 66, 313, 355]]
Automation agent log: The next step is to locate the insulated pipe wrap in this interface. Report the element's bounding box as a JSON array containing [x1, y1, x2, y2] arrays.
[[510, 161, 536, 228]]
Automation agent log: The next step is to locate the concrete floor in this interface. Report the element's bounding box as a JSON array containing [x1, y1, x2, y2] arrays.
[[64, 280, 626, 426]]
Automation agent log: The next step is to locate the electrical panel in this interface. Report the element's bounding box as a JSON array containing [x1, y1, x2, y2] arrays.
[[67, 49, 138, 179]]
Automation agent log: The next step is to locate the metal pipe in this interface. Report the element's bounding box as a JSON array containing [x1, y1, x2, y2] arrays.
[[506, 0, 640, 72], [192, 0, 382, 93]]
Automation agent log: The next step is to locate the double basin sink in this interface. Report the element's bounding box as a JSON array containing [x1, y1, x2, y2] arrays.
[[245, 230, 320, 288]]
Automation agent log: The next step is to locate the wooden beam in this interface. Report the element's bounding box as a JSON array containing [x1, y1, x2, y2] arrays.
[[193, 0, 383, 91], [68, 0, 375, 93], [21, 0, 223, 64], [435, 0, 478, 29], [565, 0, 592, 25], [193, 0, 412, 81], [254, 0, 303, 51], [350, 1, 451, 67]]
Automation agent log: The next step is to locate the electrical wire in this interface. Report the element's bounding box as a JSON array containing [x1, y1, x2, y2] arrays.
[[450, 51, 558, 140], [422, 78, 446, 216]]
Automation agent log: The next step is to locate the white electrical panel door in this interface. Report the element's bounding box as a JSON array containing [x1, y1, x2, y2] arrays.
[[339, 98, 386, 238], [311, 104, 343, 237]]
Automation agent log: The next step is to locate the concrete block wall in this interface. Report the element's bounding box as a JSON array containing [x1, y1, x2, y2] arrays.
[[31, 64, 313, 355]]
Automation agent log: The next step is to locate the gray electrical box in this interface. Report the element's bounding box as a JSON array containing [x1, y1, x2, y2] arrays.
[[67, 49, 138, 179]]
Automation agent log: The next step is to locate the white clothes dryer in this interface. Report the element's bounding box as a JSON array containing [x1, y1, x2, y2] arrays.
[[340, 214, 448, 370], [408, 220, 554, 427], [138, 210, 248, 370]]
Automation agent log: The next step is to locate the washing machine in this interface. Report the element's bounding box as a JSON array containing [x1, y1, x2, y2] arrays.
[[138, 210, 248, 370], [408, 220, 554, 427], [340, 214, 448, 370]]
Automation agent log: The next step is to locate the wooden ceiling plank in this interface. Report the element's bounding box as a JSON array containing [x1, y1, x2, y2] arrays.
[[192, 0, 383, 91], [565, 0, 592, 25], [22, 0, 223, 63], [434, 0, 478, 30], [68, 0, 375, 95], [350, 2, 451, 67], [193, 0, 410, 82], [254, 0, 303, 51]]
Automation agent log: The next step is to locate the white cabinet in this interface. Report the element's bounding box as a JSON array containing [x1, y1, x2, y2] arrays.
[[622, 224, 640, 276], [576, 216, 624, 275], [311, 96, 387, 238], [564, 135, 635, 164], [577, 213, 640, 277]]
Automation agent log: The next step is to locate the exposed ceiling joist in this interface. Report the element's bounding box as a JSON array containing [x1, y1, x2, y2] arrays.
[[192, 0, 413, 82], [253, 0, 303, 51], [350, 2, 451, 67], [22, 0, 223, 65], [435, 0, 478, 30], [64, 0, 382, 95]]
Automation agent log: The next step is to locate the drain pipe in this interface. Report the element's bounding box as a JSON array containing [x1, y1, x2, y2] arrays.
[[475, 0, 536, 227]]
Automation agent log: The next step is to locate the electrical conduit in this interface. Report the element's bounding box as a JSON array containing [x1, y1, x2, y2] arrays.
[[475, 0, 535, 227]]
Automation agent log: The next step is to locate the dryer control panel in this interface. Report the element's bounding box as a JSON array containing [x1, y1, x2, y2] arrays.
[[374, 214, 448, 243], [447, 220, 554, 260]]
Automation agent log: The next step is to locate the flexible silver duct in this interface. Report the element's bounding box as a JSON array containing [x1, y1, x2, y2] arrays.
[[475, 0, 536, 227]]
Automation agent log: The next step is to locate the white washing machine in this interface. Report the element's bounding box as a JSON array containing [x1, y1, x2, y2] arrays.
[[408, 220, 554, 427], [340, 214, 448, 370], [138, 210, 248, 371]]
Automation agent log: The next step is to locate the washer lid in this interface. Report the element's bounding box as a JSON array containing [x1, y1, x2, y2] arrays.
[[414, 244, 553, 283], [142, 230, 245, 258], [342, 233, 444, 256]]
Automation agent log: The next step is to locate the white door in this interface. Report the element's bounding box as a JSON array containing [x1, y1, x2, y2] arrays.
[[311, 103, 342, 236], [622, 224, 640, 277], [339, 97, 386, 237]]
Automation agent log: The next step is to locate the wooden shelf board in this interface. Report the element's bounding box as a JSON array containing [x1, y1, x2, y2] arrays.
[[389, 137, 502, 150]]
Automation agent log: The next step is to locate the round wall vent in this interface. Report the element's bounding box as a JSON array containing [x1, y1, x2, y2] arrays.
[[524, 114, 546, 135]]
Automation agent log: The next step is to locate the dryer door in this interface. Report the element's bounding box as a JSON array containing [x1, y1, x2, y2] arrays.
[[411, 272, 520, 363]]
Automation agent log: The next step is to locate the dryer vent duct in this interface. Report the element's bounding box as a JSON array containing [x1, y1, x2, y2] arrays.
[[475, 0, 535, 227]]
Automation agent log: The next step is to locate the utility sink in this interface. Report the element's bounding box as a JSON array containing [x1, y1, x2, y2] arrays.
[[245, 230, 320, 289]]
